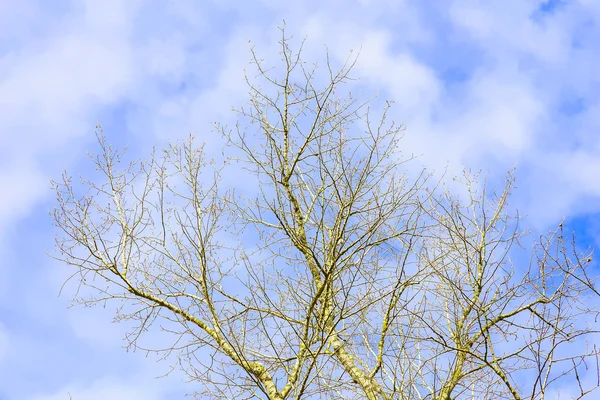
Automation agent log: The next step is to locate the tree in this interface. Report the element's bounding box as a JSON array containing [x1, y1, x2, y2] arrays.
[[52, 28, 600, 400]]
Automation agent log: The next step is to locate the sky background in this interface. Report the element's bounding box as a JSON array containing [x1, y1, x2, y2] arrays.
[[1, 0, 600, 398]]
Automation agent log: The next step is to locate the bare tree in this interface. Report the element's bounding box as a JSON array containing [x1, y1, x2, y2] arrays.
[[52, 27, 600, 400]]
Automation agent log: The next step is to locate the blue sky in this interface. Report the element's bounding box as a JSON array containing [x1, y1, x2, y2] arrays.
[[1, 0, 600, 398]]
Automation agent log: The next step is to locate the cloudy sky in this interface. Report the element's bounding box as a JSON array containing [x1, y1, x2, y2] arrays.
[[1, 0, 600, 398]]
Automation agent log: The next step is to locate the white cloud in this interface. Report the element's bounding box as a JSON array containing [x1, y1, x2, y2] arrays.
[[0, 1, 140, 241], [355, 32, 441, 115]]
